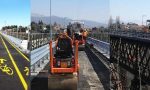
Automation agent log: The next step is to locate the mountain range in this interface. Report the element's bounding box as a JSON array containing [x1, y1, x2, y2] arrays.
[[31, 13, 107, 28]]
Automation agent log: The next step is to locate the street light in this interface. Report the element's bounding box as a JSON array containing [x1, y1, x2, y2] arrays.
[[64, 17, 67, 28], [142, 15, 147, 26], [50, 0, 52, 40]]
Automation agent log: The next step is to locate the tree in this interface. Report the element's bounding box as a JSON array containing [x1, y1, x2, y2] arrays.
[[46, 25, 50, 30], [38, 20, 43, 25], [116, 16, 121, 29], [38, 20, 45, 32], [31, 21, 38, 31], [108, 16, 113, 29], [54, 22, 57, 26]]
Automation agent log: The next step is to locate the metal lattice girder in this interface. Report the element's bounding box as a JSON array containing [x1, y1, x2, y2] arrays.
[[110, 35, 150, 84]]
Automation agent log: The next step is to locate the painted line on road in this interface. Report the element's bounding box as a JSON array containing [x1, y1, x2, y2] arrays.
[[1, 34, 29, 62], [0, 35, 28, 90]]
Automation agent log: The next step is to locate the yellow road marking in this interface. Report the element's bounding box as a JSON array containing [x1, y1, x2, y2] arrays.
[[0, 33, 29, 62], [0, 35, 28, 90], [0, 58, 7, 64], [24, 67, 29, 76], [0, 64, 14, 75]]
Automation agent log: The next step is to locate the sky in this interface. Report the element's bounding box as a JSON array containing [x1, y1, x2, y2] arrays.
[[110, 0, 150, 25], [31, 0, 110, 24], [0, 0, 148, 29], [0, 0, 30, 29]]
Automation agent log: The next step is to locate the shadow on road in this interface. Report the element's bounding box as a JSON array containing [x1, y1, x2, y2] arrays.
[[85, 45, 110, 90]]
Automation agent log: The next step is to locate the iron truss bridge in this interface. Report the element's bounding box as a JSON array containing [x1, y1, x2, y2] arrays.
[[110, 35, 150, 89]]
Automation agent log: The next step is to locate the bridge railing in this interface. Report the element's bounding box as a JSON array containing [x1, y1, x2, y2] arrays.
[[88, 31, 110, 43], [7, 32, 29, 40], [90, 29, 150, 43], [87, 37, 110, 57], [29, 33, 56, 51], [109, 30, 150, 39], [30, 33, 57, 76]]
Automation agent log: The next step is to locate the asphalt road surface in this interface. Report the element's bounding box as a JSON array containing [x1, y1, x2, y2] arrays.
[[0, 33, 30, 90], [78, 51, 105, 90]]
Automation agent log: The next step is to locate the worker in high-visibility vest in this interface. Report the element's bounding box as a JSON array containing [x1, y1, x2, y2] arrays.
[[82, 30, 88, 40], [83, 30, 88, 37]]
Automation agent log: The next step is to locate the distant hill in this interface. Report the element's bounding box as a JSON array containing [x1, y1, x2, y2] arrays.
[[31, 13, 106, 28]]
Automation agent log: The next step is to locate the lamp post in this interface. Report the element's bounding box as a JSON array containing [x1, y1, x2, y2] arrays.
[[64, 17, 67, 28], [50, 0, 52, 40], [142, 15, 146, 26]]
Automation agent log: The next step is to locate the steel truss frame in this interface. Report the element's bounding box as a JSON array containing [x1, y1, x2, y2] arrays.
[[110, 35, 150, 85]]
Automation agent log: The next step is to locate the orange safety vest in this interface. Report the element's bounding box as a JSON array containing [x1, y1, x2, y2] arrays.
[[83, 31, 88, 37]]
